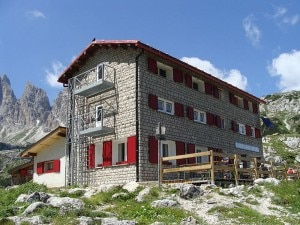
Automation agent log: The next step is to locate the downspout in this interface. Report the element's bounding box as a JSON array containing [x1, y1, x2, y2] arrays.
[[135, 50, 144, 182]]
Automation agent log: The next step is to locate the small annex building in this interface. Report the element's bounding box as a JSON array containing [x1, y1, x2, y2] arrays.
[[8, 160, 33, 186], [18, 126, 66, 188]]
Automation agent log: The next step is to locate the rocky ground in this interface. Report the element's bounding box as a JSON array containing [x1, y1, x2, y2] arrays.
[[3, 179, 300, 225]]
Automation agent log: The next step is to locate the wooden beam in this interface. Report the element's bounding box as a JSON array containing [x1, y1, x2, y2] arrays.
[[163, 164, 211, 173], [162, 151, 210, 161]]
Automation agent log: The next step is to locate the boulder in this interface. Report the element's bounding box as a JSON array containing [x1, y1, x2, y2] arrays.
[[265, 178, 280, 185], [22, 202, 46, 215], [135, 187, 150, 202], [179, 184, 204, 199], [180, 216, 198, 225], [8, 215, 44, 225], [112, 192, 128, 199], [150, 222, 166, 225], [47, 196, 84, 210], [15, 194, 28, 203], [77, 216, 94, 225], [101, 217, 136, 225], [25, 192, 51, 203], [123, 181, 139, 193], [151, 199, 178, 208]]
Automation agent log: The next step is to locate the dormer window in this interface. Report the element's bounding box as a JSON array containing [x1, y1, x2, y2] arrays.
[[157, 62, 173, 80]]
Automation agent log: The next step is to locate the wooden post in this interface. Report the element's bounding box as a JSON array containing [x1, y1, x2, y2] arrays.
[[253, 158, 258, 179], [210, 150, 215, 185], [270, 160, 274, 178], [234, 154, 238, 186], [159, 156, 163, 185], [283, 162, 288, 180]]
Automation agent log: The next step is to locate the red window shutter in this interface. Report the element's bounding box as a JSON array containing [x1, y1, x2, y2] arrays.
[[173, 69, 183, 83], [253, 103, 258, 114], [148, 136, 158, 164], [53, 159, 61, 172], [20, 169, 27, 176], [148, 94, 158, 110], [243, 99, 249, 110], [184, 73, 192, 88], [231, 121, 237, 132], [187, 106, 194, 120], [174, 102, 184, 117], [147, 58, 158, 74], [216, 115, 222, 128], [176, 141, 185, 166], [245, 125, 252, 136], [213, 86, 219, 99], [87, 144, 95, 169], [37, 162, 44, 174], [103, 141, 112, 166], [206, 112, 214, 125], [204, 82, 213, 95], [127, 136, 136, 163], [187, 144, 195, 164], [229, 93, 238, 106], [255, 128, 261, 138]]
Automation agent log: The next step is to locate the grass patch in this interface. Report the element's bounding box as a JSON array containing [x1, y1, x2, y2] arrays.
[[265, 180, 300, 213], [208, 203, 284, 224]]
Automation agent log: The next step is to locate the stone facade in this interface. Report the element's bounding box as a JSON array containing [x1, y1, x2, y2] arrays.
[[60, 41, 263, 185]]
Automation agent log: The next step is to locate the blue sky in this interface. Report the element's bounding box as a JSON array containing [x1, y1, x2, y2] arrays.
[[1, 0, 300, 104]]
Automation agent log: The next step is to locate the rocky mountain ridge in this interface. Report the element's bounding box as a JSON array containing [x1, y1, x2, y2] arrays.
[[0, 74, 67, 148]]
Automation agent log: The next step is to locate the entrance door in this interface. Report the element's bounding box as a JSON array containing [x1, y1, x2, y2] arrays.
[[96, 105, 103, 128]]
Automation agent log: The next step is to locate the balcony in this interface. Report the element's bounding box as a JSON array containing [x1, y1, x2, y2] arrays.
[[78, 109, 114, 137], [71, 64, 115, 97]]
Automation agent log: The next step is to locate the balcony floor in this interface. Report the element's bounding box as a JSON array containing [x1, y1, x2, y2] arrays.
[[79, 126, 114, 137], [74, 80, 114, 97]]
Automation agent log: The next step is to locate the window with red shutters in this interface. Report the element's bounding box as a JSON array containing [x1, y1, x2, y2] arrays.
[[187, 144, 195, 164], [148, 94, 158, 110], [127, 136, 136, 163], [148, 136, 158, 164], [103, 141, 112, 166], [231, 121, 237, 132], [174, 102, 184, 117], [243, 99, 249, 110], [187, 106, 194, 120], [53, 159, 60, 172], [204, 82, 213, 95], [147, 58, 158, 74], [176, 141, 185, 166], [87, 144, 95, 169], [173, 68, 183, 83], [245, 125, 252, 136], [184, 73, 192, 88], [255, 128, 261, 138], [37, 162, 44, 174], [20, 169, 27, 176], [252, 103, 258, 114]]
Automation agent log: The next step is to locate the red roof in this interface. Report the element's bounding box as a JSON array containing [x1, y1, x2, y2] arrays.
[[57, 40, 264, 103]]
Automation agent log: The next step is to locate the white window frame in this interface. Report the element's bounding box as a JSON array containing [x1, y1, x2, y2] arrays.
[[157, 62, 173, 80], [238, 123, 246, 135], [196, 146, 209, 163], [95, 105, 103, 128], [221, 118, 226, 129], [192, 77, 204, 92], [251, 127, 255, 137], [158, 98, 174, 115], [237, 97, 244, 108], [248, 102, 253, 112], [96, 64, 104, 82], [117, 142, 127, 162], [194, 109, 206, 124], [162, 143, 169, 157]]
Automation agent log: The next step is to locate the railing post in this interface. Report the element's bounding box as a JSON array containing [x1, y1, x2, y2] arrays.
[[210, 150, 215, 185], [159, 156, 163, 185], [234, 154, 239, 186], [253, 158, 258, 179], [283, 162, 288, 180]]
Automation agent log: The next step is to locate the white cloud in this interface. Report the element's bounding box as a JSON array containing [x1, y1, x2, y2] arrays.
[[181, 57, 248, 90], [273, 6, 287, 18], [26, 10, 46, 19], [268, 50, 300, 92], [45, 61, 65, 88], [283, 14, 299, 25], [243, 15, 261, 46]]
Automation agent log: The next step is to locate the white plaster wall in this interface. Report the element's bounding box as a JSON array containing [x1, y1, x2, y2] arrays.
[[33, 137, 66, 187]]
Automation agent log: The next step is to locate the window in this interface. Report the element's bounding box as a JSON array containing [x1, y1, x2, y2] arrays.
[[221, 118, 226, 129], [192, 78, 204, 92], [219, 89, 225, 101], [251, 127, 255, 137], [162, 143, 169, 157], [237, 97, 244, 108], [238, 123, 246, 135], [157, 62, 173, 80], [97, 64, 104, 82], [118, 143, 126, 162], [44, 161, 54, 172], [192, 82, 198, 90], [96, 105, 103, 128], [196, 149, 202, 164], [194, 109, 206, 124], [157, 98, 174, 115]]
